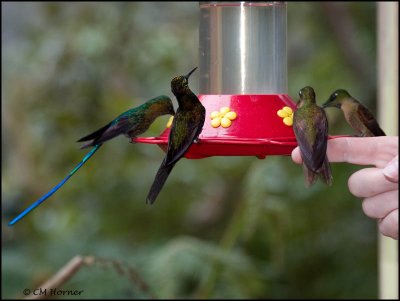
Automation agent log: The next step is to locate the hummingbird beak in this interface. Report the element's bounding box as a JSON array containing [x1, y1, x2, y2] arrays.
[[185, 67, 198, 79], [322, 95, 335, 108]]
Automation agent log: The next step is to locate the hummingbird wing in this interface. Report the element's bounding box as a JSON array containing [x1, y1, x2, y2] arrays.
[[77, 122, 113, 142], [77, 112, 144, 148], [311, 109, 329, 171], [165, 108, 205, 166], [293, 107, 328, 172], [95, 115, 143, 141], [356, 105, 386, 136], [146, 107, 205, 204]]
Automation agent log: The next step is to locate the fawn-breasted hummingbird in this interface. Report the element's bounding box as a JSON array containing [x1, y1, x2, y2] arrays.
[[322, 89, 386, 137]]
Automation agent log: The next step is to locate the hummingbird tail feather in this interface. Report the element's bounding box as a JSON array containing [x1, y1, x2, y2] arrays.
[[80, 141, 95, 149], [77, 123, 112, 142], [8, 144, 102, 226], [319, 157, 333, 186], [303, 164, 317, 187], [146, 161, 174, 205]]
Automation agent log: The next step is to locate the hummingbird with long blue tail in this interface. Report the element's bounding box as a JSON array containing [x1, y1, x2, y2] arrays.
[[322, 89, 386, 137], [146, 67, 206, 204], [293, 86, 333, 187], [9, 95, 175, 226]]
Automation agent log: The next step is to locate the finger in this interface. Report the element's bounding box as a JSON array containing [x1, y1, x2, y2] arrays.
[[378, 209, 399, 240], [327, 136, 398, 168], [291, 146, 302, 164], [348, 167, 398, 198], [382, 155, 399, 183], [291, 136, 398, 167], [362, 190, 399, 218]]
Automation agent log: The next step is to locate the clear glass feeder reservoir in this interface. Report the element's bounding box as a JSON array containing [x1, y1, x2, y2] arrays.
[[134, 1, 298, 159]]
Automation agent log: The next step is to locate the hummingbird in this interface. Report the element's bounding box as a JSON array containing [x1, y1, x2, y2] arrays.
[[322, 89, 386, 137], [77, 95, 175, 148], [293, 86, 333, 187], [9, 95, 175, 226], [146, 67, 206, 204]]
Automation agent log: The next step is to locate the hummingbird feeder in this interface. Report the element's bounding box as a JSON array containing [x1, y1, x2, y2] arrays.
[[134, 2, 298, 159]]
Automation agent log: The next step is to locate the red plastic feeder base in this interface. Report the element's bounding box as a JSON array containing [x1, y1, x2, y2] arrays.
[[133, 94, 298, 159]]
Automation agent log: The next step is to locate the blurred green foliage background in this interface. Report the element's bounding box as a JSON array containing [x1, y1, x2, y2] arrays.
[[2, 2, 379, 299]]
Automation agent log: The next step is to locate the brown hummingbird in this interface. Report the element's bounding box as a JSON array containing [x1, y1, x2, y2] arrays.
[[293, 86, 333, 187], [322, 89, 386, 137]]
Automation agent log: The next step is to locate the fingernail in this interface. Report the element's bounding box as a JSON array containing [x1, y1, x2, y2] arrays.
[[382, 157, 398, 181]]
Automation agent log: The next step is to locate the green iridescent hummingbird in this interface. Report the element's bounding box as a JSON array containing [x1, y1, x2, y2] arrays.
[[9, 95, 175, 225], [293, 86, 333, 187], [146, 67, 206, 204], [78, 95, 175, 148], [322, 89, 386, 137]]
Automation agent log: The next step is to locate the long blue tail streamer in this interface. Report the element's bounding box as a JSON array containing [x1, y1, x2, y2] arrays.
[[8, 144, 102, 226]]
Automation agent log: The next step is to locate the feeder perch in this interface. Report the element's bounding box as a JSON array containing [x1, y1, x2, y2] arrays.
[[134, 2, 298, 159]]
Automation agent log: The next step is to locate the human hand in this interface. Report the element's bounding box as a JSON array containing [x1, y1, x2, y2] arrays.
[[291, 136, 399, 240]]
